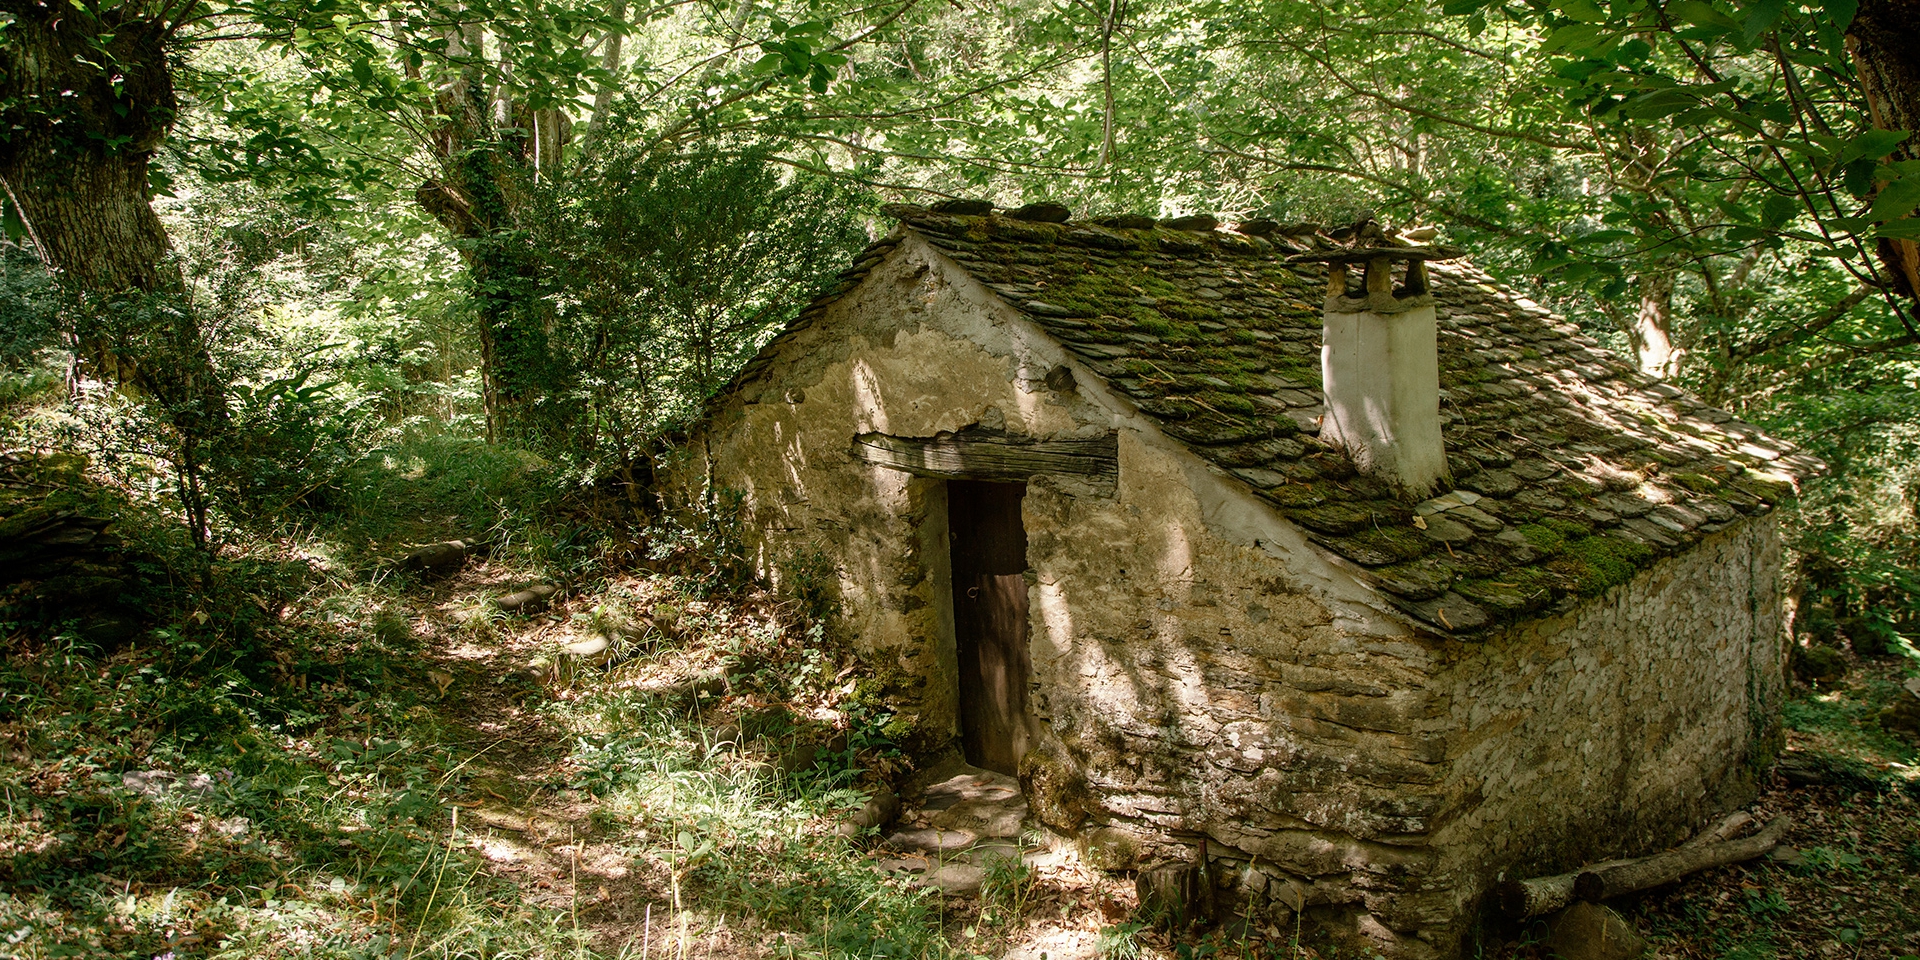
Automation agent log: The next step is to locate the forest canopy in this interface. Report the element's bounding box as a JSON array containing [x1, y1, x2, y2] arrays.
[[3, 0, 1913, 621]]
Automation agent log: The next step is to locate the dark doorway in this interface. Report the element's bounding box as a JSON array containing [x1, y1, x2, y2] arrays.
[[947, 480, 1033, 776]]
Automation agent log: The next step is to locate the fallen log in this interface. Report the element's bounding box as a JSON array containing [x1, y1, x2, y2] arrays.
[[1495, 811, 1765, 918], [1573, 816, 1789, 903], [1498, 865, 1614, 919]]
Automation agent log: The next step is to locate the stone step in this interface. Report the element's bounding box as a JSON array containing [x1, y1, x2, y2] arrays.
[[875, 761, 1037, 899], [883, 827, 979, 855], [930, 798, 1028, 837], [919, 769, 1021, 811]]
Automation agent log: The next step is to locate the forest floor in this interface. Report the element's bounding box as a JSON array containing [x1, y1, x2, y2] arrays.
[[2, 481, 1917, 960]]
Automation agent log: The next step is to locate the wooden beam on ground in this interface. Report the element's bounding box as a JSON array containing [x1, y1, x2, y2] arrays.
[[850, 427, 1118, 482], [1573, 816, 1789, 902], [1495, 811, 1769, 918]]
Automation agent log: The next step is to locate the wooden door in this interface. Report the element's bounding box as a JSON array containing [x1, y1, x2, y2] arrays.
[[948, 480, 1032, 776]]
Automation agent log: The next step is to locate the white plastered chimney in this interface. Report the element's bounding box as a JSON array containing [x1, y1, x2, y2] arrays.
[[1306, 249, 1451, 497]]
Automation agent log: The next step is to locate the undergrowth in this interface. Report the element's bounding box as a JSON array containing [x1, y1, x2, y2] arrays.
[[0, 429, 948, 959]]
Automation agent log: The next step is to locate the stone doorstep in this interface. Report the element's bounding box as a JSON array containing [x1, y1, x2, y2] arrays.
[[918, 768, 1022, 811], [883, 827, 981, 856], [874, 763, 1043, 896]]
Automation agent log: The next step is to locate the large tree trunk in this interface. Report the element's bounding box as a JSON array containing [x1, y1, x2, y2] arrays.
[[0, 0, 225, 428], [0, 2, 173, 384], [1850, 0, 1920, 309]]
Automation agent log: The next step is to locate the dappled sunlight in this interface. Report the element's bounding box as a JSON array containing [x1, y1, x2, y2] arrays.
[[775, 419, 809, 511], [850, 358, 890, 435], [1033, 579, 1075, 661]]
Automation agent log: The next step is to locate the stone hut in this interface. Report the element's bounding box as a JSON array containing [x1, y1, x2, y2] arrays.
[[667, 202, 1820, 957]]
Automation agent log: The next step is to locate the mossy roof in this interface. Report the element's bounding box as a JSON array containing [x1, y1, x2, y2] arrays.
[[725, 205, 1822, 636]]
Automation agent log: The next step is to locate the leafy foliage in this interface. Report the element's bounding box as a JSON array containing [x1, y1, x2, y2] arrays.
[[537, 139, 868, 470], [0, 252, 60, 372]]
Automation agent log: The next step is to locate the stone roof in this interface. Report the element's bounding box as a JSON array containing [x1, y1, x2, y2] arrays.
[[724, 204, 1822, 636]]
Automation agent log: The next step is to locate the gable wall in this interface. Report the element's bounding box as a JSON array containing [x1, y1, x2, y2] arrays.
[[1423, 517, 1787, 925]]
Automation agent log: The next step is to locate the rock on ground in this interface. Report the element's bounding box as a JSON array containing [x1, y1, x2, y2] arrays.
[[1547, 901, 1648, 960]]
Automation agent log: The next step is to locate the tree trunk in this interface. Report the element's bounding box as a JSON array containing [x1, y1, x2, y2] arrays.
[[1573, 816, 1789, 901], [414, 27, 575, 445], [0, 0, 226, 430], [0, 4, 173, 288], [1850, 0, 1920, 309], [0, 2, 170, 384], [1627, 270, 1680, 377]]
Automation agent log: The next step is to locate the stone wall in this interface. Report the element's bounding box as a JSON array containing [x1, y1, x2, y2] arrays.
[[670, 235, 1789, 960], [1423, 518, 1787, 934]]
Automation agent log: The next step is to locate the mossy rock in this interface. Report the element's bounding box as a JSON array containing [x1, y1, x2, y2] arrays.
[[1019, 742, 1092, 832], [1551, 534, 1655, 596], [1309, 527, 1432, 566], [1516, 522, 1568, 555], [1670, 471, 1723, 494], [1455, 572, 1555, 617], [1080, 826, 1146, 872], [1790, 643, 1847, 686]]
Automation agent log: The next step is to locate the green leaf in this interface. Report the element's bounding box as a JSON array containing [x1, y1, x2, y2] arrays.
[[1875, 220, 1920, 240], [1574, 229, 1639, 244], [1556, 0, 1607, 22], [1839, 128, 1912, 165], [1742, 0, 1788, 41], [1821, 0, 1859, 29], [0, 198, 24, 241], [350, 58, 374, 86], [1868, 174, 1920, 221], [1621, 88, 1704, 120], [1845, 157, 1879, 196], [1761, 193, 1799, 228], [1542, 22, 1607, 54], [1669, 0, 1742, 32]]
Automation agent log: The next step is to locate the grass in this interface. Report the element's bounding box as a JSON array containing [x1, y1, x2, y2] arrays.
[[0, 630, 571, 959], [0, 424, 950, 959], [0, 565, 954, 958], [1780, 674, 1919, 767]]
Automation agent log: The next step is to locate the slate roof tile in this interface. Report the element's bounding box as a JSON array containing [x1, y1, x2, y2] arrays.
[[711, 206, 1821, 636]]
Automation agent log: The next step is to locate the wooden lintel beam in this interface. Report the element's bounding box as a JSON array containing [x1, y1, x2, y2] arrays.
[[850, 428, 1118, 482]]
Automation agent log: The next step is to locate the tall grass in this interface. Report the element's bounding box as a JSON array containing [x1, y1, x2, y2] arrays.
[[548, 685, 957, 960]]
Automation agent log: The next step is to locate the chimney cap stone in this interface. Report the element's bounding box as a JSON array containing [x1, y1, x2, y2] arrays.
[[1287, 244, 1464, 265], [1006, 202, 1073, 223], [930, 198, 995, 216], [1163, 214, 1221, 232]]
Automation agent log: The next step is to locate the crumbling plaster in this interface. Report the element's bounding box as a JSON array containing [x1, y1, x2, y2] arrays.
[[674, 234, 1789, 959]]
